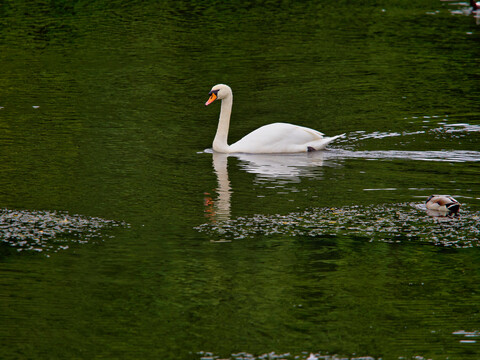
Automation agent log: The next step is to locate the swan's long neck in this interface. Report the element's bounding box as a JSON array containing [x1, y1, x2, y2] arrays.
[[213, 93, 232, 153]]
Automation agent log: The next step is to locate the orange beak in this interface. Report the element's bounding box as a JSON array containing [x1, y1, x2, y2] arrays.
[[205, 92, 217, 106]]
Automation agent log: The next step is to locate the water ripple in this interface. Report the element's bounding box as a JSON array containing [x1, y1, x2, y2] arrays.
[[338, 119, 479, 143], [328, 149, 480, 162]]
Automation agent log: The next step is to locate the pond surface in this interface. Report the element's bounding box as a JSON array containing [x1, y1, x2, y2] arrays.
[[1, 1, 479, 359]]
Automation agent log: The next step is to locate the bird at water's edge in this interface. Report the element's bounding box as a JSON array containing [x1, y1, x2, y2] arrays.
[[426, 195, 461, 214], [205, 84, 344, 153]]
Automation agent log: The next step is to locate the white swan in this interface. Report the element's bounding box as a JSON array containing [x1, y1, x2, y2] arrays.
[[205, 84, 344, 153]]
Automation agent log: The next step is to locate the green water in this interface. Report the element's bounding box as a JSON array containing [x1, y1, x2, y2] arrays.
[[1, 1, 480, 359]]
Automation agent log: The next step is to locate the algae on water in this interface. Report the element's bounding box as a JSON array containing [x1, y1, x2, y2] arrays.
[[0, 208, 128, 255], [196, 203, 480, 248]]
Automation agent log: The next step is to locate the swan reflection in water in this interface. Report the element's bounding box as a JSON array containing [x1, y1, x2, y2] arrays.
[[204, 151, 329, 222], [204, 152, 232, 222], [235, 151, 326, 181]]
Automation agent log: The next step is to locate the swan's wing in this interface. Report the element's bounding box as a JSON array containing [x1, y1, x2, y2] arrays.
[[289, 124, 325, 138], [229, 123, 328, 153]]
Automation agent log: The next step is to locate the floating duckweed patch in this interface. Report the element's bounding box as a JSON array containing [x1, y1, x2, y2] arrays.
[[196, 203, 480, 247], [196, 350, 429, 360], [0, 208, 128, 255]]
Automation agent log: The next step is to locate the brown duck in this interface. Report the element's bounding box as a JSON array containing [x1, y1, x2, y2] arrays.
[[426, 195, 460, 214]]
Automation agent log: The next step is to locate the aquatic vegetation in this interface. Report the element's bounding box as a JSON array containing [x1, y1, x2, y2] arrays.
[[196, 203, 480, 248], [0, 208, 128, 255], [196, 350, 431, 360]]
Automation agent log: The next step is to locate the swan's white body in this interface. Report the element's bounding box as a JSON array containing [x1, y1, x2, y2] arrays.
[[205, 84, 344, 154]]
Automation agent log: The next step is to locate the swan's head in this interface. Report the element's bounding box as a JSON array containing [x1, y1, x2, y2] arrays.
[[205, 84, 232, 106]]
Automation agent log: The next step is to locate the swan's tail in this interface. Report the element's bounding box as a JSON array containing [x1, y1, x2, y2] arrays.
[[307, 133, 345, 151]]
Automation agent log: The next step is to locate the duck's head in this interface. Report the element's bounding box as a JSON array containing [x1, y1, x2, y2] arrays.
[[205, 84, 232, 106]]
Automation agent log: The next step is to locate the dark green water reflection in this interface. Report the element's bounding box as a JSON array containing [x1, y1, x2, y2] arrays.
[[1, 1, 479, 359]]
